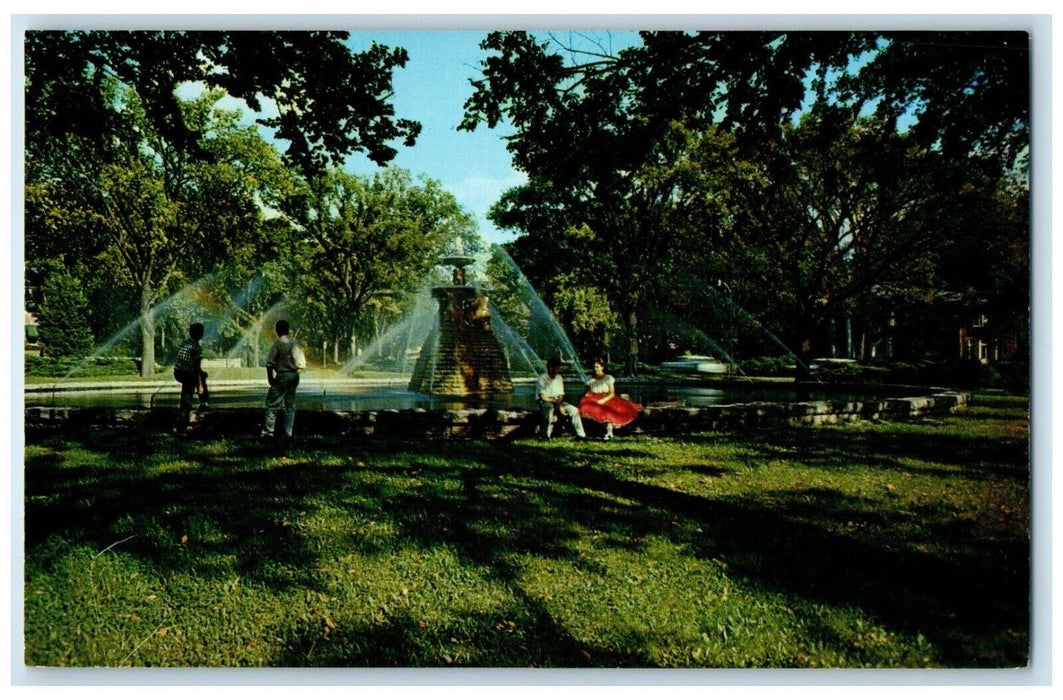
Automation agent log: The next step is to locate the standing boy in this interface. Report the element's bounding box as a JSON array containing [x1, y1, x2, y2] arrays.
[[173, 321, 210, 435], [261, 319, 306, 438]]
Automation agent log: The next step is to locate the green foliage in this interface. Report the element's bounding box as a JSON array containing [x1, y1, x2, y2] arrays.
[[25, 31, 420, 175], [838, 31, 1029, 175], [24, 31, 423, 376], [25, 77, 304, 376], [36, 268, 94, 357], [462, 31, 1029, 378], [24, 355, 141, 379], [24, 395, 1029, 667], [279, 168, 476, 362], [731, 356, 1024, 391], [550, 272, 620, 359], [480, 247, 532, 338], [736, 356, 795, 377], [874, 360, 1020, 391]]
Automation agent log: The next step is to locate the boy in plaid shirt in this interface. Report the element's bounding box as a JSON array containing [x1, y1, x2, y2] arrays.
[[173, 322, 210, 434]]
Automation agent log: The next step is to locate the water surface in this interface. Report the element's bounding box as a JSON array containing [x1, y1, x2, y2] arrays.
[[25, 380, 906, 411]]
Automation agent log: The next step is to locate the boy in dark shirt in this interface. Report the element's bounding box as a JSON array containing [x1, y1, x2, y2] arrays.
[[173, 322, 210, 434]]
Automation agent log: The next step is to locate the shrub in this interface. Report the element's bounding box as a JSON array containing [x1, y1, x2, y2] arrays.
[[36, 270, 94, 358], [737, 356, 794, 377], [25, 355, 140, 379]]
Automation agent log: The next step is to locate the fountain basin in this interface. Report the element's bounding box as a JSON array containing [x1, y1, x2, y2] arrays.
[[24, 380, 969, 438]]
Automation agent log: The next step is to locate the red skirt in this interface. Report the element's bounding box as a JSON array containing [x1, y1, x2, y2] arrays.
[[578, 392, 642, 427]]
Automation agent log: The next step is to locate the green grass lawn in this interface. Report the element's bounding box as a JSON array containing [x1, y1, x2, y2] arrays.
[[22, 393, 1030, 668]]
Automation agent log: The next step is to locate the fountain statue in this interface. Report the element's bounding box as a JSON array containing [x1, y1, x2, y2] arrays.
[[407, 245, 514, 397]]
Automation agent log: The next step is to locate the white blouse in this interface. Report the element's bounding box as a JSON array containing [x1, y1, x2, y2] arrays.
[[585, 374, 614, 394]]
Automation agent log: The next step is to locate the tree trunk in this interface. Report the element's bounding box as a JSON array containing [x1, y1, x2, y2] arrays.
[[252, 318, 262, 368], [626, 307, 639, 377], [139, 287, 156, 377], [790, 305, 815, 383]]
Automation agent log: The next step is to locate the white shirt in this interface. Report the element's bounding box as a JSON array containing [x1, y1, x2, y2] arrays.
[[537, 372, 565, 402], [266, 335, 305, 373]]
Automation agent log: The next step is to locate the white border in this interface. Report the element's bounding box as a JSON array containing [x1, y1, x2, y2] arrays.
[[5, 8, 1056, 693]]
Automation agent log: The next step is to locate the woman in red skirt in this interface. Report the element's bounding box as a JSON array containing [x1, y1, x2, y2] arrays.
[[577, 357, 642, 440]]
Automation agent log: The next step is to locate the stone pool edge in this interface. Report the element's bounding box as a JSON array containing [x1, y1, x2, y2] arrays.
[[25, 391, 970, 439]]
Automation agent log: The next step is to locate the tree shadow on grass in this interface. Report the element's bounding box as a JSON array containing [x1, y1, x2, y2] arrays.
[[23, 424, 1029, 668], [300, 437, 1028, 667], [680, 423, 1029, 483], [272, 598, 654, 668], [507, 440, 1022, 664], [24, 429, 366, 591]]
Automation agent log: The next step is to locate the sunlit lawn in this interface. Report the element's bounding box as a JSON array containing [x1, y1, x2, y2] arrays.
[[22, 393, 1030, 668]]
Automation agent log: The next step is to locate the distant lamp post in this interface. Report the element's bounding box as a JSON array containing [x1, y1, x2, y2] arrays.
[[717, 279, 734, 375]]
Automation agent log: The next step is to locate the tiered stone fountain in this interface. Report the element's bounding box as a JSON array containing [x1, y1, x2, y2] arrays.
[[407, 249, 514, 397]]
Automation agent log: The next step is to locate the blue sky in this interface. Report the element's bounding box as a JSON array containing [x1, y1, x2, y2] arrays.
[[340, 30, 642, 245], [342, 31, 524, 245], [192, 30, 533, 245]]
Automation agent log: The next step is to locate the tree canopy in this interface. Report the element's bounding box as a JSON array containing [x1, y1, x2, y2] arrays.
[[461, 30, 1030, 375], [26, 83, 295, 375], [24, 30, 438, 374], [23, 30, 1030, 382], [279, 168, 478, 363], [26, 30, 421, 176]]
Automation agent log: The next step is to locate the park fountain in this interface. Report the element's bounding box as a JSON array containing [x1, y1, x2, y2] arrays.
[[407, 246, 514, 397], [24, 240, 970, 436], [696, 283, 826, 383], [37, 271, 254, 409], [47, 273, 224, 387]]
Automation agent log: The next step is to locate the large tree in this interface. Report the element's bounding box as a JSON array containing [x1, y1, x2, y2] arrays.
[[25, 84, 291, 375], [279, 168, 478, 365], [25, 30, 422, 374], [25, 30, 420, 176], [461, 30, 1030, 376], [697, 107, 986, 371], [461, 32, 864, 374]]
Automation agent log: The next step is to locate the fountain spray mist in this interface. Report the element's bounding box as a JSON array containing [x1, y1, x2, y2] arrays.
[[487, 244, 587, 383]]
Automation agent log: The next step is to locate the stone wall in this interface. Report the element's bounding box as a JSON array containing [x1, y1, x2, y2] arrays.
[[24, 391, 970, 439]]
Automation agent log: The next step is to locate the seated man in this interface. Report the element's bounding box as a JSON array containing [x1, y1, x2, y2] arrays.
[[536, 356, 586, 440]]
